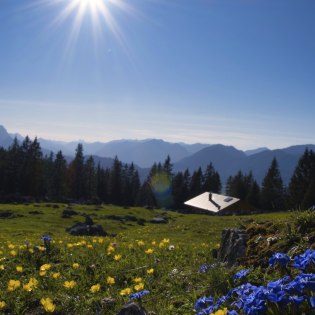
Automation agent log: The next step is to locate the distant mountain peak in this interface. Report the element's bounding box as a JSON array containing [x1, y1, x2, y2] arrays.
[[245, 147, 269, 156]]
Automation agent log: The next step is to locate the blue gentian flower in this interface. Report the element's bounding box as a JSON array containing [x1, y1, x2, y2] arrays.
[[234, 268, 253, 281], [129, 290, 149, 301], [292, 248, 315, 271], [198, 264, 210, 273], [269, 252, 290, 267], [194, 296, 214, 310], [41, 235, 52, 242]]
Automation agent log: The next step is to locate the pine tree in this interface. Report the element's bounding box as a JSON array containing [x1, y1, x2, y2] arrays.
[[202, 163, 222, 193], [172, 171, 187, 209], [189, 167, 204, 198], [4, 137, 21, 195], [246, 180, 261, 209], [68, 143, 85, 200], [288, 149, 315, 209], [51, 151, 67, 201], [109, 156, 122, 205], [225, 171, 248, 200], [260, 158, 285, 211], [84, 156, 97, 200], [96, 164, 110, 202]]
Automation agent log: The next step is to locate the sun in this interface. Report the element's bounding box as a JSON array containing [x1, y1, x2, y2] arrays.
[[45, 0, 134, 51]]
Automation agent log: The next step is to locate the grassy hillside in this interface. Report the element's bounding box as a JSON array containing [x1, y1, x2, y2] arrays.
[[0, 204, 302, 314]]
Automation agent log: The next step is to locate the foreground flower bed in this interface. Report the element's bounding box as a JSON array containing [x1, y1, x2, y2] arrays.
[[195, 248, 315, 315], [0, 232, 218, 314]]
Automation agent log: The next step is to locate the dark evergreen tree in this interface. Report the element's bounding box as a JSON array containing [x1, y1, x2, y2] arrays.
[[225, 171, 248, 200], [84, 156, 97, 200], [109, 156, 122, 205], [4, 137, 21, 195], [128, 163, 140, 206], [163, 155, 173, 177], [51, 151, 67, 200], [172, 171, 186, 209], [18, 137, 43, 198], [260, 158, 285, 211], [68, 143, 85, 200], [189, 167, 204, 198], [0, 147, 7, 195], [202, 163, 221, 193], [96, 164, 110, 202], [42, 152, 55, 198], [246, 179, 261, 209], [288, 149, 315, 209]]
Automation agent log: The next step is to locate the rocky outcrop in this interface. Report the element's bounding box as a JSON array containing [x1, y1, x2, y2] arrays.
[[116, 303, 148, 315], [218, 228, 248, 267], [66, 216, 107, 236]]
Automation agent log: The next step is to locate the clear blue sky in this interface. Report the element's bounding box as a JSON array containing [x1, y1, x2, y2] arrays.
[[0, 0, 314, 150]]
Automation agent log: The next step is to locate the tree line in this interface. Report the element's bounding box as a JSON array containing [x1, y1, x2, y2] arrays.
[[0, 136, 314, 211]]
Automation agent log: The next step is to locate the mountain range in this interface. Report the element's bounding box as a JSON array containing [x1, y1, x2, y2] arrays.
[[1, 125, 314, 186]]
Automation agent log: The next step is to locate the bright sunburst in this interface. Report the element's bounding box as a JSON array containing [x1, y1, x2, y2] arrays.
[[38, 0, 135, 52]]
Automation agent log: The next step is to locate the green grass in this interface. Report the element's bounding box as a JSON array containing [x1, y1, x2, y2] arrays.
[[0, 204, 293, 314]]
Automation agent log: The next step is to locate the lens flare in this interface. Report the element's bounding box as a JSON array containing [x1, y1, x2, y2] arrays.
[[150, 172, 173, 208]]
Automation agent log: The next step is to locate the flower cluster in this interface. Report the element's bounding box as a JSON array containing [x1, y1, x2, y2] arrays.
[[195, 248, 315, 315]]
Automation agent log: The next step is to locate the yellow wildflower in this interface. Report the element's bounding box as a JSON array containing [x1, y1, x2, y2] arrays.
[[10, 250, 17, 256], [114, 254, 122, 261], [120, 288, 132, 296], [151, 241, 156, 246], [106, 276, 115, 285], [0, 301, 6, 310], [211, 308, 227, 315], [40, 297, 56, 313], [38, 246, 46, 251], [40, 271, 47, 277], [87, 244, 93, 249], [40, 264, 51, 271], [23, 278, 38, 292], [16, 266, 23, 272], [145, 248, 154, 254], [137, 240, 145, 246], [72, 263, 80, 269], [107, 245, 115, 254], [52, 272, 61, 279], [64, 280, 77, 289], [7, 279, 21, 291], [0, 264, 4, 270], [8, 244, 15, 249], [162, 238, 170, 244], [29, 248, 34, 254], [98, 238, 104, 243], [134, 283, 144, 291], [90, 283, 101, 293], [133, 277, 142, 283], [147, 268, 154, 274]]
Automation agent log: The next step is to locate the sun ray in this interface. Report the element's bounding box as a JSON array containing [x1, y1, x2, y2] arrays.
[[35, 0, 136, 59]]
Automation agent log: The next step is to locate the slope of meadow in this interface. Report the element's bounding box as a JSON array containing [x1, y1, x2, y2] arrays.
[[0, 204, 308, 314]]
